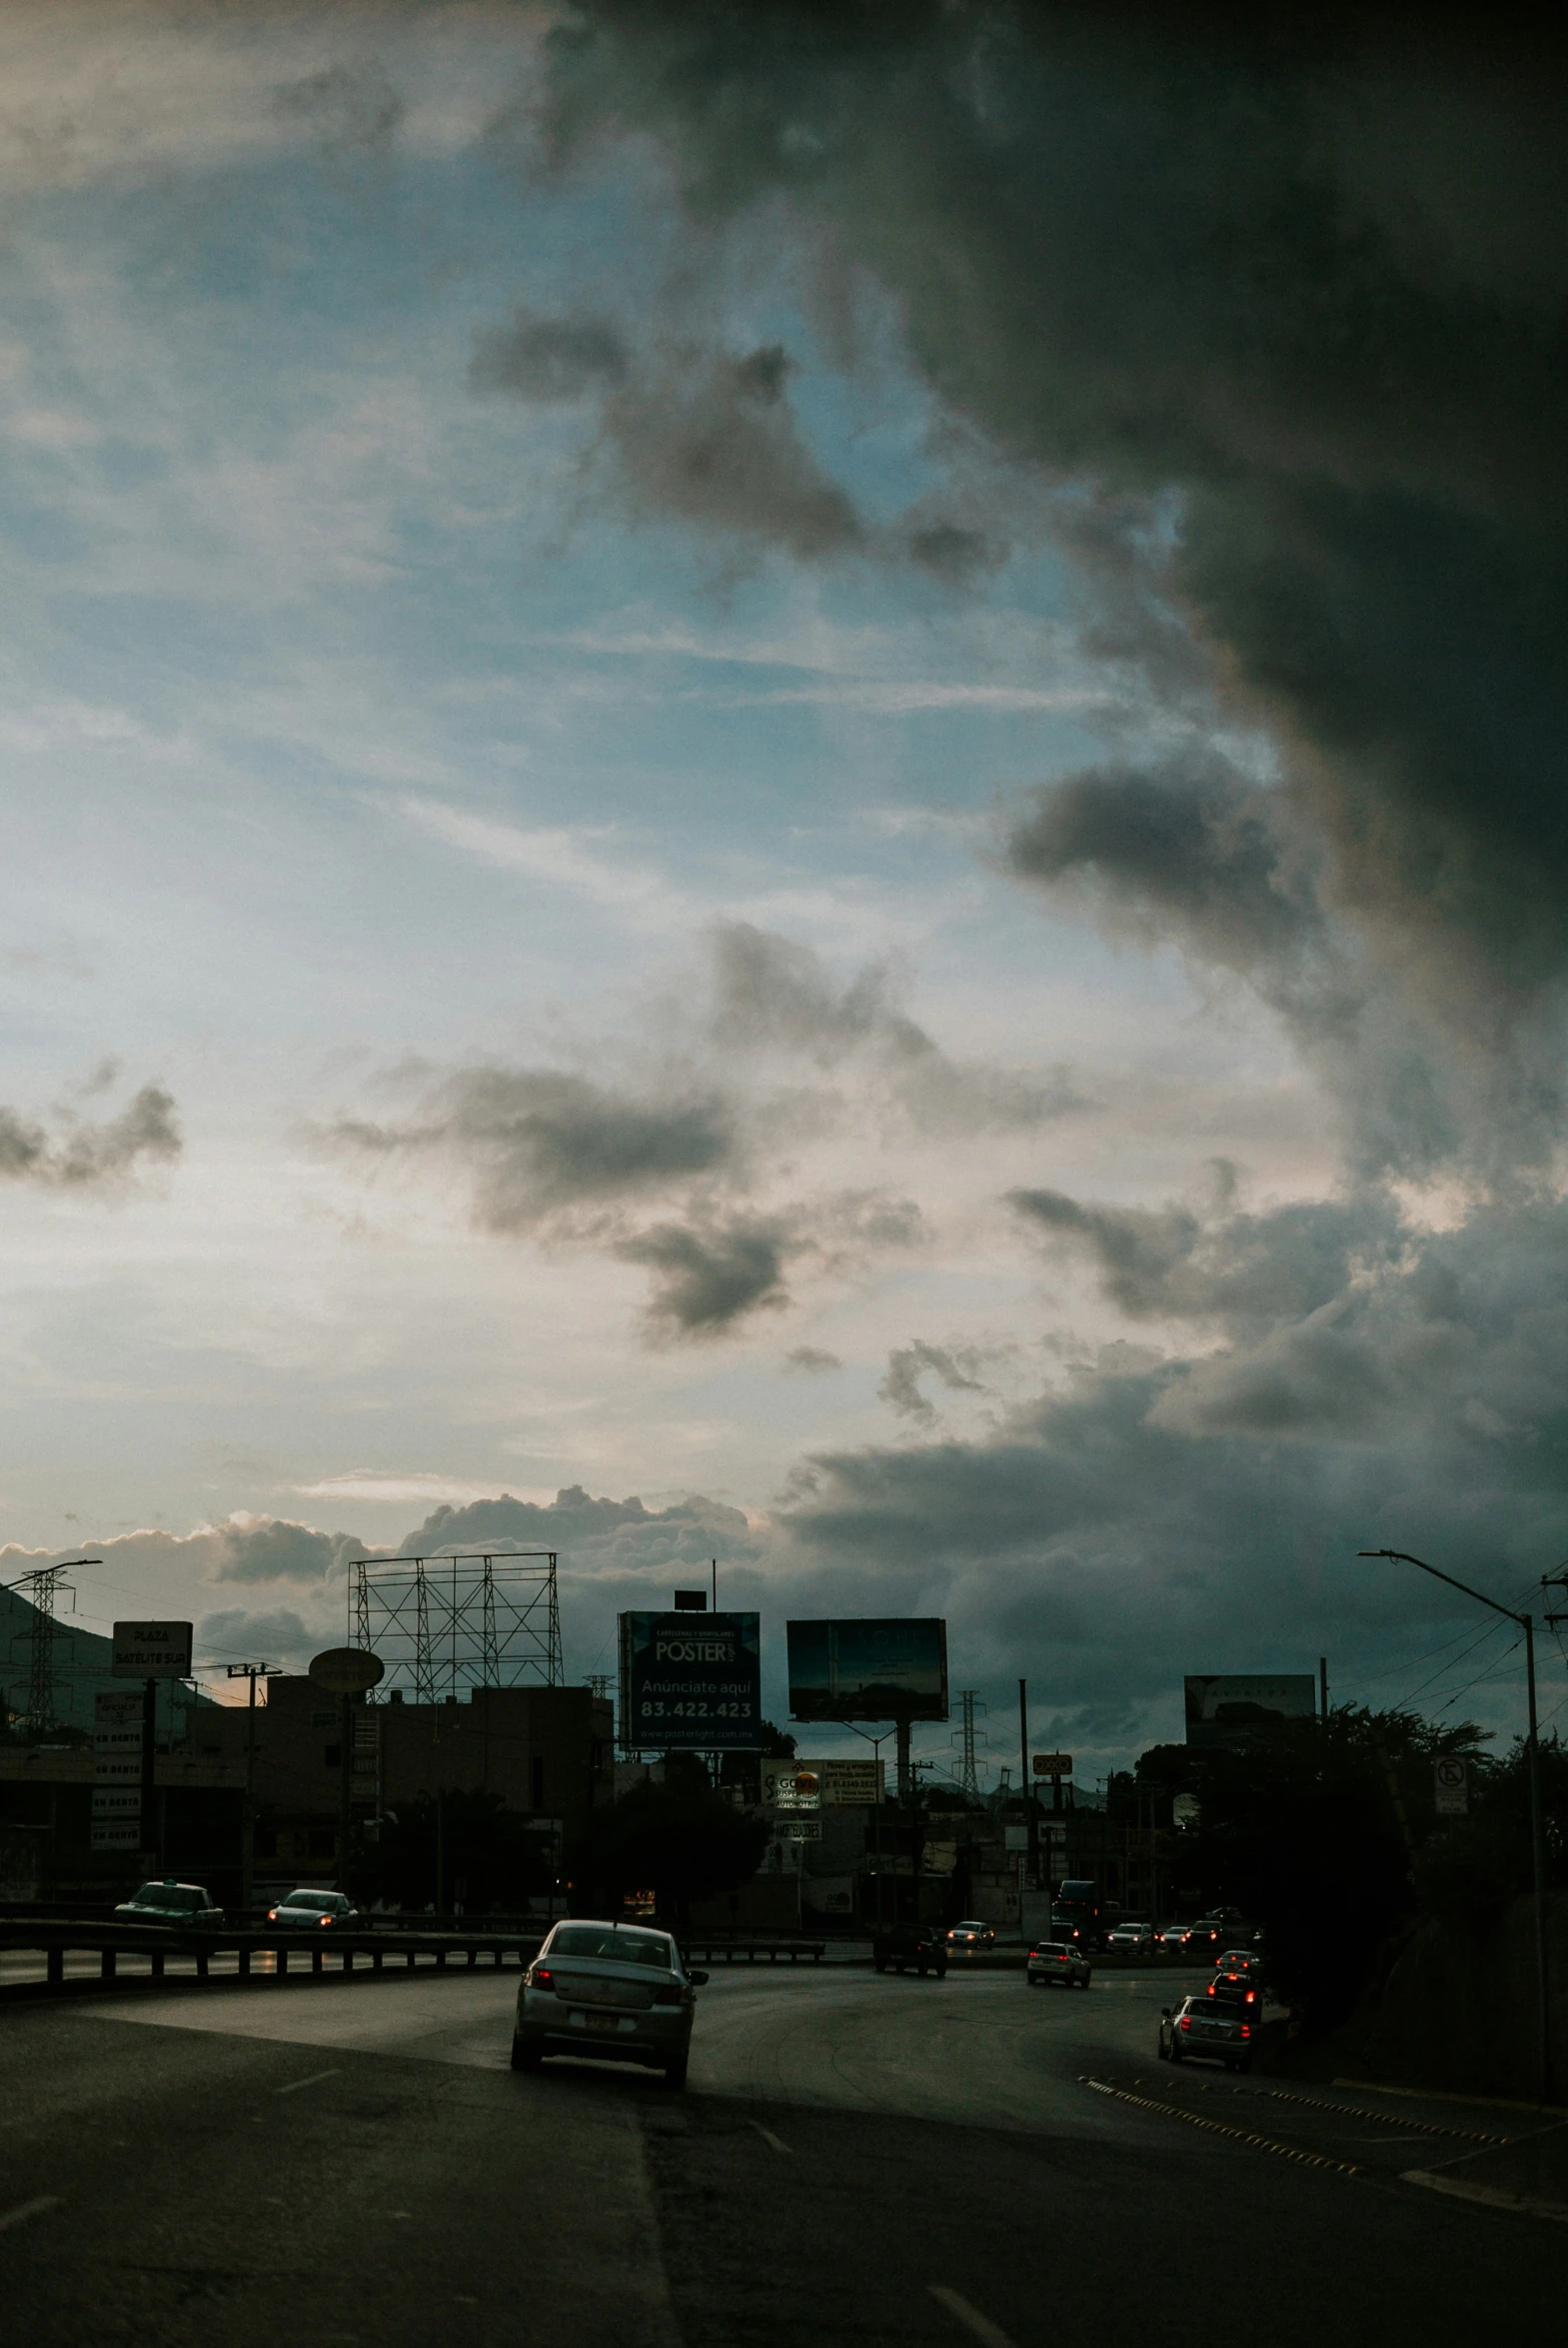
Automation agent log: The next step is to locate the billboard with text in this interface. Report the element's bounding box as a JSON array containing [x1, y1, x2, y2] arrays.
[[619, 1611, 762, 1751], [1184, 1674, 1317, 1750]]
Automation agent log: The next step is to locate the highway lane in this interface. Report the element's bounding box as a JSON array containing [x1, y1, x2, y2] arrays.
[[5, 1964, 1563, 2347]]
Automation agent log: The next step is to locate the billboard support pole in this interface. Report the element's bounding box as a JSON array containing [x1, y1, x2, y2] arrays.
[[895, 1719, 911, 1803], [1019, 1678, 1038, 1891], [141, 1676, 157, 1871]]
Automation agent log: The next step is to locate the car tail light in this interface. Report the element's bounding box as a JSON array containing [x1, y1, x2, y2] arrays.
[[1179, 2016, 1191, 2030], [653, 1984, 684, 2006], [530, 1965, 553, 1989], [1240, 2025, 1251, 2038]]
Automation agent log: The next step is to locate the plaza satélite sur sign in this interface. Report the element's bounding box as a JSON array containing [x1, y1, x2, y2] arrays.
[[618, 1611, 762, 1750]]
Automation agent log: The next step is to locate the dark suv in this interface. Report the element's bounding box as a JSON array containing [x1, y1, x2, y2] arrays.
[[872, 1924, 948, 1978]]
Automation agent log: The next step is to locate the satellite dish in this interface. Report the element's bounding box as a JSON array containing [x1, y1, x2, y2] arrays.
[[308, 1646, 385, 1695]]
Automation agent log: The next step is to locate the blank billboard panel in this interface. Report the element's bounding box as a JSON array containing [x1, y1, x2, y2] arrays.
[[786, 1618, 948, 1723], [1184, 1673, 1317, 1749]]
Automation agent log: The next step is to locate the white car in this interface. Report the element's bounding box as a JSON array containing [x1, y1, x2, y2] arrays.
[[513, 1919, 709, 2088], [1106, 1920, 1154, 1949], [1157, 1922, 1193, 1951]]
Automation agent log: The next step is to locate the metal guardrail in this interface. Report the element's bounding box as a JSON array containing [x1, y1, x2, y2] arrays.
[[678, 1936, 827, 1964], [0, 1921, 544, 2001]]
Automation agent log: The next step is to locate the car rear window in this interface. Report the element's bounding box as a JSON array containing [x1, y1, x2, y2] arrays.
[[549, 1926, 672, 1966]]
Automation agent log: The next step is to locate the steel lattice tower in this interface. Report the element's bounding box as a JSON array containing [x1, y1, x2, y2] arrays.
[[351, 1551, 561, 1700], [13, 1564, 73, 1736], [957, 1689, 980, 1799]]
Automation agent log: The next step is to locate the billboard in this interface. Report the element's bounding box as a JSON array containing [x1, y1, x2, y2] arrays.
[[786, 1619, 948, 1724], [1184, 1674, 1317, 1750], [112, 1621, 192, 1679], [760, 1756, 885, 1808], [619, 1611, 762, 1751]]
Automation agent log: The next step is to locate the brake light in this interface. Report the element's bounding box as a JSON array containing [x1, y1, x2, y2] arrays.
[[1179, 2016, 1191, 2030], [530, 1966, 553, 1989], [653, 1984, 684, 2006]]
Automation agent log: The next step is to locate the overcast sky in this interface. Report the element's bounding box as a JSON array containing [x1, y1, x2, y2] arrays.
[[1, 4, 1564, 1785]]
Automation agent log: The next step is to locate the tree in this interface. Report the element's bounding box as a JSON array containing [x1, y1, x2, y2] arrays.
[[1135, 1707, 1498, 2025], [567, 1770, 770, 1929]]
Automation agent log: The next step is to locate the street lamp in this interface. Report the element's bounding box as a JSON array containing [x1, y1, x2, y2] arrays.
[[1359, 1549, 1549, 2102]]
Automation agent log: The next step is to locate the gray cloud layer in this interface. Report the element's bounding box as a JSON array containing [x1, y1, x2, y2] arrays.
[[541, 8, 1568, 1177], [0, 1082, 180, 1188], [473, 310, 862, 560]]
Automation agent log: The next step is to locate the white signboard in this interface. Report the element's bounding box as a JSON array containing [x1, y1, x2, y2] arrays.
[[91, 1788, 143, 1818], [112, 1621, 192, 1679], [1434, 1756, 1469, 1816], [91, 1821, 142, 1853]]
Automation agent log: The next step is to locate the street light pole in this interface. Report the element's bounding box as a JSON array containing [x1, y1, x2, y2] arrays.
[[1360, 1549, 1549, 2102]]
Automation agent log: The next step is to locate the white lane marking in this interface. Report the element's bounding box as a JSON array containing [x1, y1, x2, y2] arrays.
[[274, 2067, 341, 2095], [0, 2195, 62, 2234], [749, 2120, 792, 2155], [928, 2285, 1017, 2347]]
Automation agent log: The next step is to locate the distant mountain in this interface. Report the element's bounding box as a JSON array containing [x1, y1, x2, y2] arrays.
[[1, 1584, 211, 1737]]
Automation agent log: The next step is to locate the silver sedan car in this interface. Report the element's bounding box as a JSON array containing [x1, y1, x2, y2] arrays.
[[512, 1919, 708, 2088], [1159, 1993, 1254, 2070]]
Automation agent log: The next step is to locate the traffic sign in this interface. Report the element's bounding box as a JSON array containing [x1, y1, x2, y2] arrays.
[[1032, 1752, 1072, 1777], [1434, 1755, 1469, 1816]]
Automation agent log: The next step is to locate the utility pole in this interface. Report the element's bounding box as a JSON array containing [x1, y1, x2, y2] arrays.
[[1362, 1549, 1550, 2103], [226, 1662, 271, 1916], [1319, 1655, 1329, 1724]]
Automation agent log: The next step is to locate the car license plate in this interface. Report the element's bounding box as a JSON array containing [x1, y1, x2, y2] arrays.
[[584, 2011, 625, 2034]]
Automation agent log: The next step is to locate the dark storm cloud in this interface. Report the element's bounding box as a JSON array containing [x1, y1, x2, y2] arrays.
[[0, 1082, 180, 1188], [541, 6, 1568, 1167], [198, 1605, 319, 1667], [878, 1338, 986, 1422], [906, 521, 1000, 585], [1004, 750, 1322, 975], [709, 922, 1085, 1132], [470, 309, 630, 401], [620, 1209, 793, 1337], [334, 1066, 735, 1230], [1010, 1178, 1402, 1334], [619, 1187, 922, 1340], [773, 1185, 1568, 1748], [272, 59, 404, 152], [402, 1483, 759, 1578], [205, 1517, 369, 1586], [472, 307, 862, 559]]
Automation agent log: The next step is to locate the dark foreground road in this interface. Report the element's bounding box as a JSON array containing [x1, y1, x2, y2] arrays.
[[2, 1966, 1560, 2348]]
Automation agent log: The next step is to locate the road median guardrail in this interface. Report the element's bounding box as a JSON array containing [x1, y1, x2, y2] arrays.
[[0, 1919, 544, 2001]]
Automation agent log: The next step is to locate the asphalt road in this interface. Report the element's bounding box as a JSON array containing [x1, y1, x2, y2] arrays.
[[3, 1963, 1562, 2348]]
